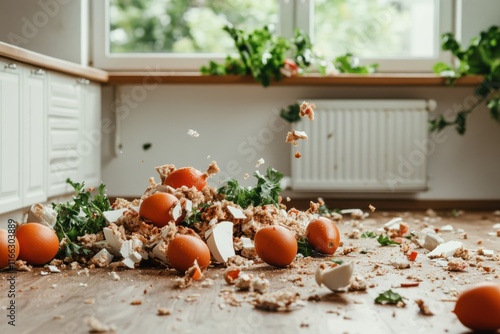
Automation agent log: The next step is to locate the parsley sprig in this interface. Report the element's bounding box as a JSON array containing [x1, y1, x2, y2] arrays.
[[53, 179, 111, 257], [375, 290, 406, 306], [218, 167, 283, 209]]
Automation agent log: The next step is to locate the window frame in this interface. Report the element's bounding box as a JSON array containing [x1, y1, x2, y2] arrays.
[[91, 0, 453, 72]]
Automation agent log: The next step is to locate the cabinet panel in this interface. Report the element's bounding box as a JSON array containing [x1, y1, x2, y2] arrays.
[[79, 83, 101, 187], [0, 61, 22, 213], [23, 66, 47, 206], [47, 72, 81, 196]]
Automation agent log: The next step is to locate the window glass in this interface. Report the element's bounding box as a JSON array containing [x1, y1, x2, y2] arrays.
[[109, 0, 279, 54], [314, 0, 436, 59]]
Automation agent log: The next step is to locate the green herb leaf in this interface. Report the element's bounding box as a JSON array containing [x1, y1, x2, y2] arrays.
[[375, 289, 406, 306], [361, 231, 377, 238], [218, 167, 283, 209], [53, 179, 111, 258], [431, 26, 500, 134], [297, 237, 315, 257], [280, 102, 301, 123], [331, 259, 344, 265], [376, 235, 399, 246]]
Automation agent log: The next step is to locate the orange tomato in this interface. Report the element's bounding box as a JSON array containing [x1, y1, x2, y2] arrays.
[[0, 229, 20, 268], [164, 167, 207, 191], [453, 282, 500, 331], [167, 235, 211, 273], [139, 193, 179, 227], [254, 225, 297, 267], [16, 223, 59, 266], [306, 217, 340, 255]]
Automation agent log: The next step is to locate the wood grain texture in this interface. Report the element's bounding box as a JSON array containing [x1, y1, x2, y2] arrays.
[[106, 72, 484, 86], [0, 42, 108, 83], [1, 211, 499, 334]]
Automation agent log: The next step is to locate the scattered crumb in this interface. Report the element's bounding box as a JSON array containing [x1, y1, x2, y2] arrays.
[[187, 129, 200, 137], [84, 316, 116, 333], [130, 299, 142, 306], [111, 272, 120, 281], [253, 291, 304, 312], [294, 151, 302, 159], [84, 298, 95, 305], [157, 307, 172, 316], [255, 158, 265, 168], [369, 204, 376, 212], [415, 299, 434, 316]]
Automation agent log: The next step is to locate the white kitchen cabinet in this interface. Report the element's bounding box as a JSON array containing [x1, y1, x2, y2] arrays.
[[47, 73, 101, 197], [79, 82, 101, 188], [22, 65, 48, 206], [0, 58, 22, 213]]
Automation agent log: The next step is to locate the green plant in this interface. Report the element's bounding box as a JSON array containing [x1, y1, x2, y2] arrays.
[[53, 179, 111, 257], [218, 166, 283, 208], [431, 26, 500, 134], [201, 24, 378, 88]]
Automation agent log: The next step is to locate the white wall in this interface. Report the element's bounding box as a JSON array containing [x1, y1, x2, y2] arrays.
[[0, 0, 87, 65], [101, 84, 500, 200]]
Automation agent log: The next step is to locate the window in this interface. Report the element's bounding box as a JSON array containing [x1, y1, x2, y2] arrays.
[[92, 0, 452, 72]]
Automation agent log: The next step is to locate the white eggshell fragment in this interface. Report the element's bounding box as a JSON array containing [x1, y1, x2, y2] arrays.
[[427, 240, 463, 258], [316, 262, 355, 291], [206, 221, 236, 263], [27, 203, 58, 227], [102, 208, 128, 224], [227, 206, 246, 219]]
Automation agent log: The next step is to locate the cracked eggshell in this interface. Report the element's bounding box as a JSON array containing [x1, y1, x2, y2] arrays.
[[316, 262, 355, 291], [151, 240, 169, 264], [102, 208, 128, 224], [27, 204, 58, 227], [206, 221, 236, 263], [422, 232, 444, 251], [227, 206, 246, 219], [428, 240, 463, 258], [103, 227, 124, 256], [92, 249, 114, 266]]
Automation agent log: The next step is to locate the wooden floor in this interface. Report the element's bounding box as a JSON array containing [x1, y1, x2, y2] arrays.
[[1, 211, 499, 334]]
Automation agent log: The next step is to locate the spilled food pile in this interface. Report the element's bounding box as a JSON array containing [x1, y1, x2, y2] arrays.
[[1, 101, 499, 333]]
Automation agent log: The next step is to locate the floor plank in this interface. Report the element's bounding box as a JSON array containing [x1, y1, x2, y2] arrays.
[[1, 211, 499, 334]]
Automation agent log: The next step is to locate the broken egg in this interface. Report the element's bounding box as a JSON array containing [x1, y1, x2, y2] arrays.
[[205, 221, 236, 263], [315, 262, 354, 291]]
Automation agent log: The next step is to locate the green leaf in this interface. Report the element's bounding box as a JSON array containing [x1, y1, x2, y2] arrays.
[[487, 97, 500, 121], [376, 235, 399, 246], [297, 237, 315, 257], [280, 102, 301, 123], [218, 167, 283, 209], [361, 231, 377, 238], [53, 179, 111, 258], [375, 290, 406, 306]]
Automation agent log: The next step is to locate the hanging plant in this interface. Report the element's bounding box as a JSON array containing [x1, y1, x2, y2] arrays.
[[431, 26, 500, 134]]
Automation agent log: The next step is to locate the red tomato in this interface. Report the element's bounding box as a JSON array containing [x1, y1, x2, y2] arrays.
[[306, 217, 341, 255], [254, 225, 297, 267], [16, 223, 59, 266], [139, 193, 179, 227], [164, 167, 207, 191], [167, 235, 211, 273]]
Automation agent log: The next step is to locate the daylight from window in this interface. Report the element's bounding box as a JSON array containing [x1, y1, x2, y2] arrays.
[[314, 0, 436, 58], [108, 0, 437, 60], [109, 0, 279, 54]]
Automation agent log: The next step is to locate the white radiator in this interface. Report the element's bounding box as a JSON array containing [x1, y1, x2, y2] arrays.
[[291, 99, 435, 192]]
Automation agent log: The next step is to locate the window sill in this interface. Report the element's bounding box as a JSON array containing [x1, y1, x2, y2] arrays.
[[106, 72, 483, 86]]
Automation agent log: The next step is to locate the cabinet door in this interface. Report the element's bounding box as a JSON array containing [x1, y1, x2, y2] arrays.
[[79, 82, 101, 188], [22, 66, 47, 206], [0, 59, 22, 213], [47, 72, 81, 196]]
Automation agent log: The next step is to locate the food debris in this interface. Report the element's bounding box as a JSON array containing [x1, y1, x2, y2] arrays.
[[299, 101, 315, 121], [294, 151, 302, 159], [84, 316, 116, 333], [285, 130, 308, 145], [368, 204, 376, 212], [130, 299, 142, 305], [187, 129, 200, 137], [255, 158, 265, 167], [415, 299, 434, 316], [446, 258, 468, 272], [111, 272, 121, 281], [253, 291, 304, 312], [157, 307, 172, 316]]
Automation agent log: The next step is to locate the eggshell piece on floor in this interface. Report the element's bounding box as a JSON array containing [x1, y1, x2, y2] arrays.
[[316, 262, 355, 291], [428, 240, 463, 258], [206, 221, 236, 263], [103, 208, 128, 224], [227, 206, 246, 219]]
